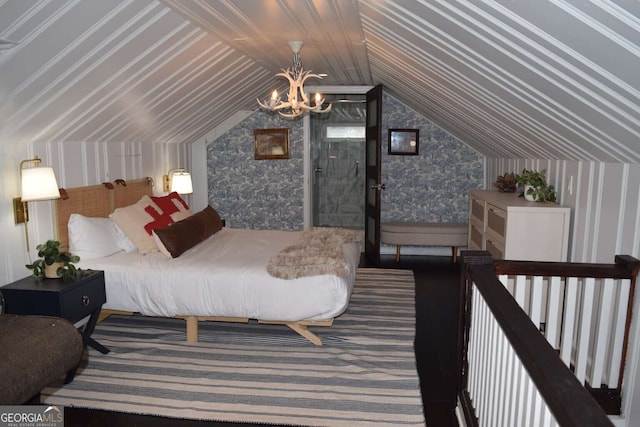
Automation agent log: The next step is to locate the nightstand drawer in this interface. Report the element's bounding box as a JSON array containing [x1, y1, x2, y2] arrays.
[[61, 277, 106, 321]]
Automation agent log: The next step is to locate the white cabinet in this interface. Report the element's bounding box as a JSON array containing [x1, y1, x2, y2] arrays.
[[468, 190, 571, 261]]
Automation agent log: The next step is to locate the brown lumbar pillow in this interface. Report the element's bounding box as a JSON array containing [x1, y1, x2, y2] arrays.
[[153, 206, 223, 258]]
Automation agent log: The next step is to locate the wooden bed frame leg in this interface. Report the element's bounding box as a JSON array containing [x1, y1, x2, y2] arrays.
[[396, 245, 401, 262], [452, 246, 458, 263], [185, 316, 199, 342], [287, 323, 322, 346], [97, 310, 112, 323], [97, 309, 133, 323]]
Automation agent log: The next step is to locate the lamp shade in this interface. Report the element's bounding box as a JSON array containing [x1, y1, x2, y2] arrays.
[[21, 166, 60, 201], [170, 172, 193, 194]]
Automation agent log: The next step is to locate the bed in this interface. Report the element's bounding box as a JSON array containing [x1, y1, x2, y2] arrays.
[[54, 178, 361, 345]]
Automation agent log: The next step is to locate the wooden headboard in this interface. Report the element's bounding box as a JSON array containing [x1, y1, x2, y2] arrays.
[[54, 178, 154, 249]]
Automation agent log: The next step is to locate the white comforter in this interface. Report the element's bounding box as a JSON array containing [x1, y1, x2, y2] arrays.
[[78, 228, 361, 321]]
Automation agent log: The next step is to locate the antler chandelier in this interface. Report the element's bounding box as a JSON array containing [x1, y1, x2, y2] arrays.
[[257, 41, 332, 118]]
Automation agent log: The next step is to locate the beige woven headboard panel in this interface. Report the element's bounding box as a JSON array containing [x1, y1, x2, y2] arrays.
[[113, 178, 154, 209], [54, 178, 154, 250]]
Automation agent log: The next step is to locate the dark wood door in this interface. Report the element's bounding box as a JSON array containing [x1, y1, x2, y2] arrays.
[[364, 85, 383, 265]]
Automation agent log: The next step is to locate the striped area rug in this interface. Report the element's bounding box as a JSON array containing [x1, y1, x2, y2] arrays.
[[42, 268, 425, 426]]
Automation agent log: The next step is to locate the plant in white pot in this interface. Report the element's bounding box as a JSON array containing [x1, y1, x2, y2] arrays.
[[515, 168, 557, 203], [26, 240, 81, 281]]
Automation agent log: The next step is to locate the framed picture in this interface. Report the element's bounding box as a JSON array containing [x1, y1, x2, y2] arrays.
[[254, 128, 290, 160], [388, 129, 419, 155]]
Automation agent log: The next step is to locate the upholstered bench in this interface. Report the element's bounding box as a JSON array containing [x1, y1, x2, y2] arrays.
[[0, 314, 84, 404], [381, 222, 468, 263]]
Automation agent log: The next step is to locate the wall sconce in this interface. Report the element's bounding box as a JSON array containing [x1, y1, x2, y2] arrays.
[[14, 157, 61, 251], [162, 168, 193, 194]]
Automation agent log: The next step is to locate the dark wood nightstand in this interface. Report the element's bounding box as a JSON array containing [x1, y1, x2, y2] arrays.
[[1, 270, 109, 355]]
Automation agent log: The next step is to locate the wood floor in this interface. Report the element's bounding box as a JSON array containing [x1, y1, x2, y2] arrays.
[[63, 254, 460, 427]]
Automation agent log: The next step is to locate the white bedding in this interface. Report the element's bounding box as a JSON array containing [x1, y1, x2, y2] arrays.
[[78, 228, 361, 321]]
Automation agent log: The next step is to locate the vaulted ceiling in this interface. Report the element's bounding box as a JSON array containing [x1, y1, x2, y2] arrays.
[[1, 0, 638, 163]]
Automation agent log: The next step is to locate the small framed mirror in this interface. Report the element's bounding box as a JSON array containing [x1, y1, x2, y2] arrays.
[[388, 129, 419, 155]]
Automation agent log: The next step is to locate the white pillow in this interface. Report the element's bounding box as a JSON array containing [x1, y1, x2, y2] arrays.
[[68, 214, 123, 260], [152, 231, 172, 259], [112, 222, 137, 252]]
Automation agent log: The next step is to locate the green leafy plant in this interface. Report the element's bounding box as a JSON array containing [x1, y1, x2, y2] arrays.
[[515, 168, 557, 203], [26, 240, 81, 281]]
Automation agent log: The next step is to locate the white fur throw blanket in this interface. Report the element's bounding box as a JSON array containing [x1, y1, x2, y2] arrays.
[[267, 227, 362, 280]]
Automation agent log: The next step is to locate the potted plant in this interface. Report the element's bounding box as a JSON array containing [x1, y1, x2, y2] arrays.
[[515, 168, 557, 203], [26, 240, 81, 281]]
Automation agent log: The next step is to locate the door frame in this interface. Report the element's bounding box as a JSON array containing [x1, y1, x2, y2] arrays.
[[303, 85, 373, 229]]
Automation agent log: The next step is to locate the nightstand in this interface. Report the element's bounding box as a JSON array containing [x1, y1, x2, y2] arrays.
[[1, 270, 110, 355]]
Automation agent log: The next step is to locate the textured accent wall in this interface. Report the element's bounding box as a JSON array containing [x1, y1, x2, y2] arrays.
[[207, 112, 304, 230], [207, 91, 484, 230], [381, 93, 484, 223]]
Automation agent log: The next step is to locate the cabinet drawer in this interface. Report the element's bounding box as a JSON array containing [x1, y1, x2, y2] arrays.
[[469, 223, 484, 250], [486, 205, 506, 239], [470, 198, 485, 223], [485, 238, 505, 259], [61, 278, 106, 322]]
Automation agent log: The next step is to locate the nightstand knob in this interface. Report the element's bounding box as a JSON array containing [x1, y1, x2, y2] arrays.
[[82, 295, 90, 306]]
